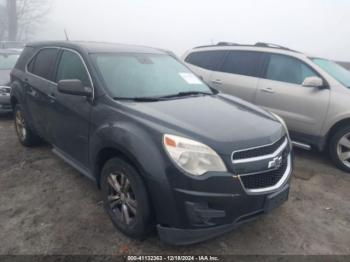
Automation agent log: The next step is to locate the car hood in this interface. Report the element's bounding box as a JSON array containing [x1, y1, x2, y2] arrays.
[[120, 94, 285, 156], [0, 69, 11, 86]]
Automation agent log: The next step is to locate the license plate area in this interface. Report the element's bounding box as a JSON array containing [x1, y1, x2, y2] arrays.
[[264, 185, 289, 212]]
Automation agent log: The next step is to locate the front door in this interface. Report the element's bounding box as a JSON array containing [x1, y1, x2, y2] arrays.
[[49, 49, 93, 167], [255, 53, 330, 138]]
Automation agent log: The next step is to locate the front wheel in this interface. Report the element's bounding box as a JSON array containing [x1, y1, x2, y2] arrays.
[[329, 126, 350, 173], [101, 157, 153, 238]]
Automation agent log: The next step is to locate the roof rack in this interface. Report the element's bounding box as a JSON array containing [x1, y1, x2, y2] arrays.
[[254, 42, 291, 50], [217, 42, 239, 46], [194, 41, 299, 53], [0, 41, 25, 49]]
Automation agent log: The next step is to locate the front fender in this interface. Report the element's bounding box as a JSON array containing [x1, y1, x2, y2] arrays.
[[89, 119, 182, 226], [90, 120, 167, 181]]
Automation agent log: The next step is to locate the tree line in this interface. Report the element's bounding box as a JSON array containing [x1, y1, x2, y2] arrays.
[[0, 0, 51, 42]]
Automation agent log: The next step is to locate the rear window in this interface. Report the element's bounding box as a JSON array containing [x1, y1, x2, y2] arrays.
[[185, 50, 226, 70], [219, 51, 262, 77], [0, 54, 19, 70]]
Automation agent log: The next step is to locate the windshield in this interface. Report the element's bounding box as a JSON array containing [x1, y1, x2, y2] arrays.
[[92, 53, 212, 99], [312, 58, 350, 88], [0, 54, 19, 70]]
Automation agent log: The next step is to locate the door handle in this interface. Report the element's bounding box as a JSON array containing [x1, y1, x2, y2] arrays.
[[211, 79, 222, 85], [48, 93, 56, 101], [261, 87, 275, 94]]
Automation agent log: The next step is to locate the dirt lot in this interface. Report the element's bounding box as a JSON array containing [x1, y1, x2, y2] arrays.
[[0, 114, 349, 255]]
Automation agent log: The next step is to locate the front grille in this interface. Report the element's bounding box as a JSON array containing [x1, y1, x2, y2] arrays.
[[233, 137, 286, 160], [240, 156, 288, 190]]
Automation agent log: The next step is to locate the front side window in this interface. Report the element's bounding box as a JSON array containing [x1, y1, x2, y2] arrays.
[[219, 51, 262, 77], [92, 53, 212, 99], [185, 50, 226, 70], [266, 54, 318, 85], [30, 48, 59, 81], [56, 50, 90, 86], [312, 58, 350, 88], [0, 54, 19, 70]]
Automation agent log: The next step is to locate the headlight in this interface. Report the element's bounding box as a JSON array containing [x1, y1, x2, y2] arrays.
[[0, 86, 10, 96], [163, 134, 227, 176]]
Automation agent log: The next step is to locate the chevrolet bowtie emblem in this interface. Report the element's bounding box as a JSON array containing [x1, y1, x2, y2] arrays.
[[268, 156, 283, 169]]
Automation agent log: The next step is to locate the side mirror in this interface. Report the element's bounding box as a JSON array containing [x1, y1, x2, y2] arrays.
[[57, 79, 92, 97], [302, 76, 324, 88]]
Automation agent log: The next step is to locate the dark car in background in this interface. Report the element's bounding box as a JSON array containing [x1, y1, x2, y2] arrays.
[[10, 41, 292, 245], [0, 48, 21, 113]]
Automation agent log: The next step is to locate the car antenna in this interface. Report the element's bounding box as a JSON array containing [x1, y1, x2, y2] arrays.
[[64, 29, 70, 41]]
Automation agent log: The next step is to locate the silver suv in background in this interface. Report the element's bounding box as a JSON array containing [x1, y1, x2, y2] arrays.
[[183, 42, 350, 173]]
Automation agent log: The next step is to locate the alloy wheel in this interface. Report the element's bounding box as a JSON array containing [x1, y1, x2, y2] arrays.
[[107, 171, 137, 225], [337, 133, 350, 168], [15, 110, 26, 141]]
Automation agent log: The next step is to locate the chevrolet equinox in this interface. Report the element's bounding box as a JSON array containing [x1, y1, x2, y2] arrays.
[[10, 41, 292, 245]]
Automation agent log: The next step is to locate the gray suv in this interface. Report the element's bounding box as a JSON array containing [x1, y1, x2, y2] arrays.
[[183, 42, 350, 173]]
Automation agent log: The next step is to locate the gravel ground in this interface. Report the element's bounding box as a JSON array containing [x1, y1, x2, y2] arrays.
[[0, 114, 349, 255]]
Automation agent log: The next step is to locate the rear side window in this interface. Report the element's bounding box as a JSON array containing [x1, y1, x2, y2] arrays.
[[265, 54, 318, 85], [29, 48, 59, 81], [185, 50, 226, 70], [219, 51, 262, 77], [56, 50, 90, 87], [15, 46, 35, 71]]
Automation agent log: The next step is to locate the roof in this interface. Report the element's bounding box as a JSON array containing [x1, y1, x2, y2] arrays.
[[189, 42, 311, 61], [25, 41, 168, 55], [194, 42, 300, 53]]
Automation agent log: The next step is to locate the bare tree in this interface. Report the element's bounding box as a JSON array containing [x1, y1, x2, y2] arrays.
[[7, 0, 17, 41], [0, 4, 7, 41], [4, 0, 52, 42]]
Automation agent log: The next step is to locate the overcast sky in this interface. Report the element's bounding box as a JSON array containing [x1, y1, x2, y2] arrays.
[[37, 0, 350, 61]]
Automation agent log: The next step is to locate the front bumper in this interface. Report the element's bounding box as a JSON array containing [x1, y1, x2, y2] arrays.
[[0, 95, 12, 113], [158, 184, 290, 245], [151, 137, 292, 245]]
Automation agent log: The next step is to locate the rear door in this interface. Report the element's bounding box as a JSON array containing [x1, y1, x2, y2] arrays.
[[255, 53, 330, 137], [25, 48, 59, 138], [49, 49, 92, 167], [209, 51, 264, 102]]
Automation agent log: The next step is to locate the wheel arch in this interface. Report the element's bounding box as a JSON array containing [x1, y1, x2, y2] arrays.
[[325, 118, 350, 149], [94, 146, 146, 189], [10, 95, 18, 108]]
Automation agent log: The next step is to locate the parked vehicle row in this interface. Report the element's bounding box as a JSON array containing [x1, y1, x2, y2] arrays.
[[0, 48, 21, 113], [183, 42, 350, 173], [10, 41, 292, 245]]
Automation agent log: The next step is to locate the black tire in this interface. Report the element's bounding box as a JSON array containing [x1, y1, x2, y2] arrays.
[[329, 125, 350, 173], [14, 104, 42, 147], [101, 157, 153, 238]]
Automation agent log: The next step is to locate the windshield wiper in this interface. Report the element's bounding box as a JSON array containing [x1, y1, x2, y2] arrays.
[[161, 91, 213, 99], [113, 96, 161, 102], [113, 91, 213, 102]]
